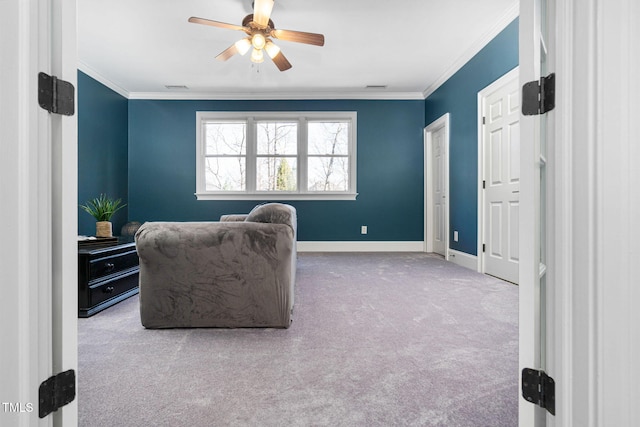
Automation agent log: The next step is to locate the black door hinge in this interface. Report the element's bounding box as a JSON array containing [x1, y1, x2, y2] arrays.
[[522, 368, 555, 415], [522, 73, 555, 116], [482, 180, 486, 189], [482, 244, 486, 252], [39, 369, 76, 418], [38, 72, 75, 116]]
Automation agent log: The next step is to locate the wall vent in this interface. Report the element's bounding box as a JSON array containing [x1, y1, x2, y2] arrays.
[[365, 85, 387, 90], [165, 85, 189, 90]]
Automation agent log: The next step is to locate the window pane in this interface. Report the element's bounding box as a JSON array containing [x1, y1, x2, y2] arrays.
[[308, 122, 349, 155], [308, 156, 349, 191], [256, 157, 297, 191], [257, 122, 297, 155], [205, 157, 245, 191], [205, 122, 246, 155]]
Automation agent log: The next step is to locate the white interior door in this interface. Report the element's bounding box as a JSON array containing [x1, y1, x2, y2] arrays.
[[519, 0, 552, 425], [482, 72, 521, 284], [424, 114, 449, 257], [432, 125, 446, 256]]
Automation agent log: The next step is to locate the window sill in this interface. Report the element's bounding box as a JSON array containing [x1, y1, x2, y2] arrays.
[[195, 192, 358, 201]]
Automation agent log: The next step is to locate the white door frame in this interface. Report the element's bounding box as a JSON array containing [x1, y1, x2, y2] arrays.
[[519, 0, 546, 424], [424, 113, 450, 259], [52, 0, 79, 425], [547, 0, 640, 426], [477, 66, 520, 275], [0, 0, 78, 425]]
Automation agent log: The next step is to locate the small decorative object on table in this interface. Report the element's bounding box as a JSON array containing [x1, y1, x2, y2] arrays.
[[79, 194, 126, 238], [120, 221, 142, 237]]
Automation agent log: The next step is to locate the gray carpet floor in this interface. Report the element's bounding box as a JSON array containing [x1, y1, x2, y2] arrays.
[[78, 252, 518, 427]]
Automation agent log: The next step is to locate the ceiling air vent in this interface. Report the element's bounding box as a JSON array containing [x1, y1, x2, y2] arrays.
[[165, 85, 189, 90], [365, 85, 387, 90]]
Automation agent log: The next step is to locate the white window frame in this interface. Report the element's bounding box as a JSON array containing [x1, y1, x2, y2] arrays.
[[195, 111, 358, 200]]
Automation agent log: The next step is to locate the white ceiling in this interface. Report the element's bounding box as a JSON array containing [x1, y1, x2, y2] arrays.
[[78, 0, 519, 99]]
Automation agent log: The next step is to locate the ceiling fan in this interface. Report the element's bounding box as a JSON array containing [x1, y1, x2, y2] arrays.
[[188, 0, 325, 72]]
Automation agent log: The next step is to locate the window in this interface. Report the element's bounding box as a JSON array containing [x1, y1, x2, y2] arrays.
[[196, 112, 357, 200]]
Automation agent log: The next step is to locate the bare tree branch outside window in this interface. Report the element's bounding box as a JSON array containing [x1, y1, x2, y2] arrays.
[[257, 122, 297, 191], [204, 122, 246, 191], [308, 121, 349, 191]]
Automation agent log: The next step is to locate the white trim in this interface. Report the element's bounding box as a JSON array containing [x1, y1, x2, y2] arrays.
[[1, 0, 52, 422], [422, 2, 520, 99], [78, 60, 130, 98], [477, 66, 519, 274], [298, 241, 424, 253], [195, 192, 357, 201], [424, 113, 450, 260], [446, 249, 479, 271], [76, 64, 423, 100], [195, 111, 357, 200], [52, 0, 79, 424], [128, 91, 425, 101], [518, 1, 541, 425], [551, 0, 640, 425]]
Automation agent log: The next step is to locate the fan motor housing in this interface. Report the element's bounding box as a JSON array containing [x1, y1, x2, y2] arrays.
[[242, 14, 274, 30]]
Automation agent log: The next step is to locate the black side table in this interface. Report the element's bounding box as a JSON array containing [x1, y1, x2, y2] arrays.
[[78, 238, 139, 317]]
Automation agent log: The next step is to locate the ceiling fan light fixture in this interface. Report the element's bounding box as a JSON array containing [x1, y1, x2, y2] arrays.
[[264, 41, 280, 58], [250, 48, 264, 63], [188, 1, 324, 72], [235, 38, 252, 55], [251, 33, 266, 50]]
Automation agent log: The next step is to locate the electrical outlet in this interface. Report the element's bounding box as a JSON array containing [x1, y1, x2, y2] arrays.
[[454, 231, 459, 242], [361, 225, 368, 235]]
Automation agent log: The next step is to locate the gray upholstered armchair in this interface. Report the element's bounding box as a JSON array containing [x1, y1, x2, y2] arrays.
[[135, 203, 296, 329]]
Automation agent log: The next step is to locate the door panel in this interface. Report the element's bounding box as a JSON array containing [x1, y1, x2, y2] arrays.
[[509, 201, 520, 262], [490, 130, 503, 185], [490, 202, 503, 256], [510, 123, 521, 182]]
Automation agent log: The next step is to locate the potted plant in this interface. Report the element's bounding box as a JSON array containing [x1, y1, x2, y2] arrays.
[[80, 194, 126, 238]]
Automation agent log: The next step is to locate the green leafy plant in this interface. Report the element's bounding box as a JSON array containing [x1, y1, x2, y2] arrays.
[[80, 194, 126, 222]]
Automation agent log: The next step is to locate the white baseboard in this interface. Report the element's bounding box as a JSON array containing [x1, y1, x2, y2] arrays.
[[447, 249, 479, 271], [298, 241, 424, 252]]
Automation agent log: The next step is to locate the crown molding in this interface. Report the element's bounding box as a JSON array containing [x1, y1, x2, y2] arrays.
[[78, 61, 130, 99], [422, 2, 519, 99], [75, 65, 424, 100], [126, 91, 426, 101]]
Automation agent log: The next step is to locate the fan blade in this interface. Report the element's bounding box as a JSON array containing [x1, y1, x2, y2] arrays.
[[270, 50, 292, 71], [188, 17, 249, 33], [253, 0, 275, 28], [271, 29, 325, 46], [215, 44, 239, 62]]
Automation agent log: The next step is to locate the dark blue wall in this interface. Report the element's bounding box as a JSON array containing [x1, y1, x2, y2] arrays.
[[128, 99, 425, 241], [77, 71, 129, 235], [425, 18, 519, 255]]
